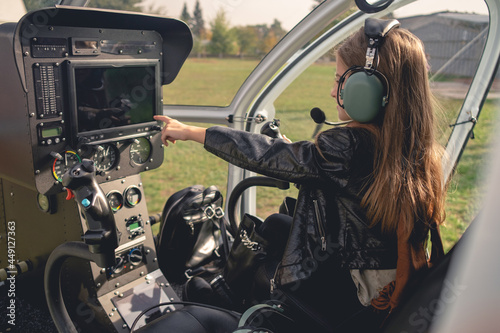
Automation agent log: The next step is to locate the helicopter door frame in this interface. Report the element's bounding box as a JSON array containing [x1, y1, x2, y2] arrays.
[[442, 0, 500, 181]]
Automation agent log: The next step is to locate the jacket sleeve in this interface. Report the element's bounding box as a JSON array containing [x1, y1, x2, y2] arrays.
[[203, 126, 357, 187]]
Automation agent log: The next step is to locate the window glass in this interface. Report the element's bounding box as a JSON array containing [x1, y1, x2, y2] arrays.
[[155, 0, 316, 107], [164, 59, 259, 106]]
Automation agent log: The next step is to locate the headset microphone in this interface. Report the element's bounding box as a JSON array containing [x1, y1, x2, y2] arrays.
[[310, 107, 352, 138], [310, 107, 352, 126], [310, 107, 325, 124]]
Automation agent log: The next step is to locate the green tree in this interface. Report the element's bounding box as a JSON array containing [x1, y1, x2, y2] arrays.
[[253, 23, 283, 56], [233, 26, 258, 58], [208, 10, 234, 57], [189, 0, 207, 57], [258, 19, 286, 54], [180, 2, 192, 27], [86, 0, 142, 12], [252, 24, 269, 56], [192, 0, 205, 38], [263, 29, 279, 54], [270, 19, 286, 41]]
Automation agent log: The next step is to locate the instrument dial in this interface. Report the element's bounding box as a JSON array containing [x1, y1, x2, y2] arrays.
[[52, 151, 81, 182], [129, 137, 151, 165], [106, 191, 124, 212], [124, 186, 142, 207], [92, 144, 118, 172]]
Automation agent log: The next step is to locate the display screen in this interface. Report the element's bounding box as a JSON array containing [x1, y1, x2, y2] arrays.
[[128, 222, 140, 230], [74, 66, 156, 133], [41, 126, 63, 138]]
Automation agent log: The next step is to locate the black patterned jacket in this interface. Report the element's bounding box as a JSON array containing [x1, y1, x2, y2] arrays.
[[204, 125, 397, 287]]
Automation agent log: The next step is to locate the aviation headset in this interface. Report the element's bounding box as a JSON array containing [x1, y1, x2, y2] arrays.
[[337, 18, 400, 123]]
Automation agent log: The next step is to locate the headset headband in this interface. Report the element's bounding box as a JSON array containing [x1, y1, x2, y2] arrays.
[[363, 18, 400, 72]]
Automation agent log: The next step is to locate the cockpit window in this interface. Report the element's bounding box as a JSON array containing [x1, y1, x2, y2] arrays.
[[161, 1, 314, 107]]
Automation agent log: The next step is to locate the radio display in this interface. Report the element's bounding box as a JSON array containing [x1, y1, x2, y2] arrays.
[[74, 65, 156, 133], [41, 126, 63, 138]]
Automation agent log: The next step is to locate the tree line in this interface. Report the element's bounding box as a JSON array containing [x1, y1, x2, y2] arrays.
[[23, 0, 287, 59], [180, 1, 286, 58]]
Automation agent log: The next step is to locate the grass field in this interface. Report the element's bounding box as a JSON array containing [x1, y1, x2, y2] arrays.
[[142, 58, 498, 252]]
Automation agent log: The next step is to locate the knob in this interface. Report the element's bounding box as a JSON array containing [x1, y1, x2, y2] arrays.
[[128, 248, 143, 266], [110, 255, 125, 274]]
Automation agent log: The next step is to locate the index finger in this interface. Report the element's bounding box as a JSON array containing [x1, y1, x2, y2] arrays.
[[153, 115, 171, 123]]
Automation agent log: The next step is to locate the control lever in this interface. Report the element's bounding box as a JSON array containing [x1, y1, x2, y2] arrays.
[[260, 119, 283, 139], [62, 159, 119, 268]]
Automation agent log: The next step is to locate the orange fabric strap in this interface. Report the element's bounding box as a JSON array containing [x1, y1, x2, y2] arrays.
[[371, 222, 444, 312]]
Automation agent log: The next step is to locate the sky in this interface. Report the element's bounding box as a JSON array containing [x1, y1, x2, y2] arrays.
[[1, 0, 490, 28], [142, 0, 315, 30], [394, 0, 488, 17], [142, 0, 489, 31]]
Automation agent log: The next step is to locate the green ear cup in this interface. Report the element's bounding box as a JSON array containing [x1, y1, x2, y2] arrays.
[[341, 71, 385, 123]]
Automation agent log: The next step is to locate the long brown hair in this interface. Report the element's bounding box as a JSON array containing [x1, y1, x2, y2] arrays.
[[337, 27, 446, 240]]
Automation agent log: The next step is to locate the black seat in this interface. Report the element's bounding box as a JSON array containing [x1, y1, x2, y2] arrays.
[[381, 222, 473, 333]]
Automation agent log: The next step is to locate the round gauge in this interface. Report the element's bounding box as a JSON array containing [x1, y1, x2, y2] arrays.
[[129, 137, 151, 165], [52, 151, 81, 182], [106, 191, 124, 212], [92, 144, 118, 172], [124, 186, 142, 207]]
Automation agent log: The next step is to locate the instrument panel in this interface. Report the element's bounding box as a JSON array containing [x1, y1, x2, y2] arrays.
[[49, 135, 157, 186], [18, 24, 165, 195]]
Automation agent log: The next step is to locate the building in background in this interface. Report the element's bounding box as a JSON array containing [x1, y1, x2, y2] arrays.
[[399, 12, 489, 79]]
